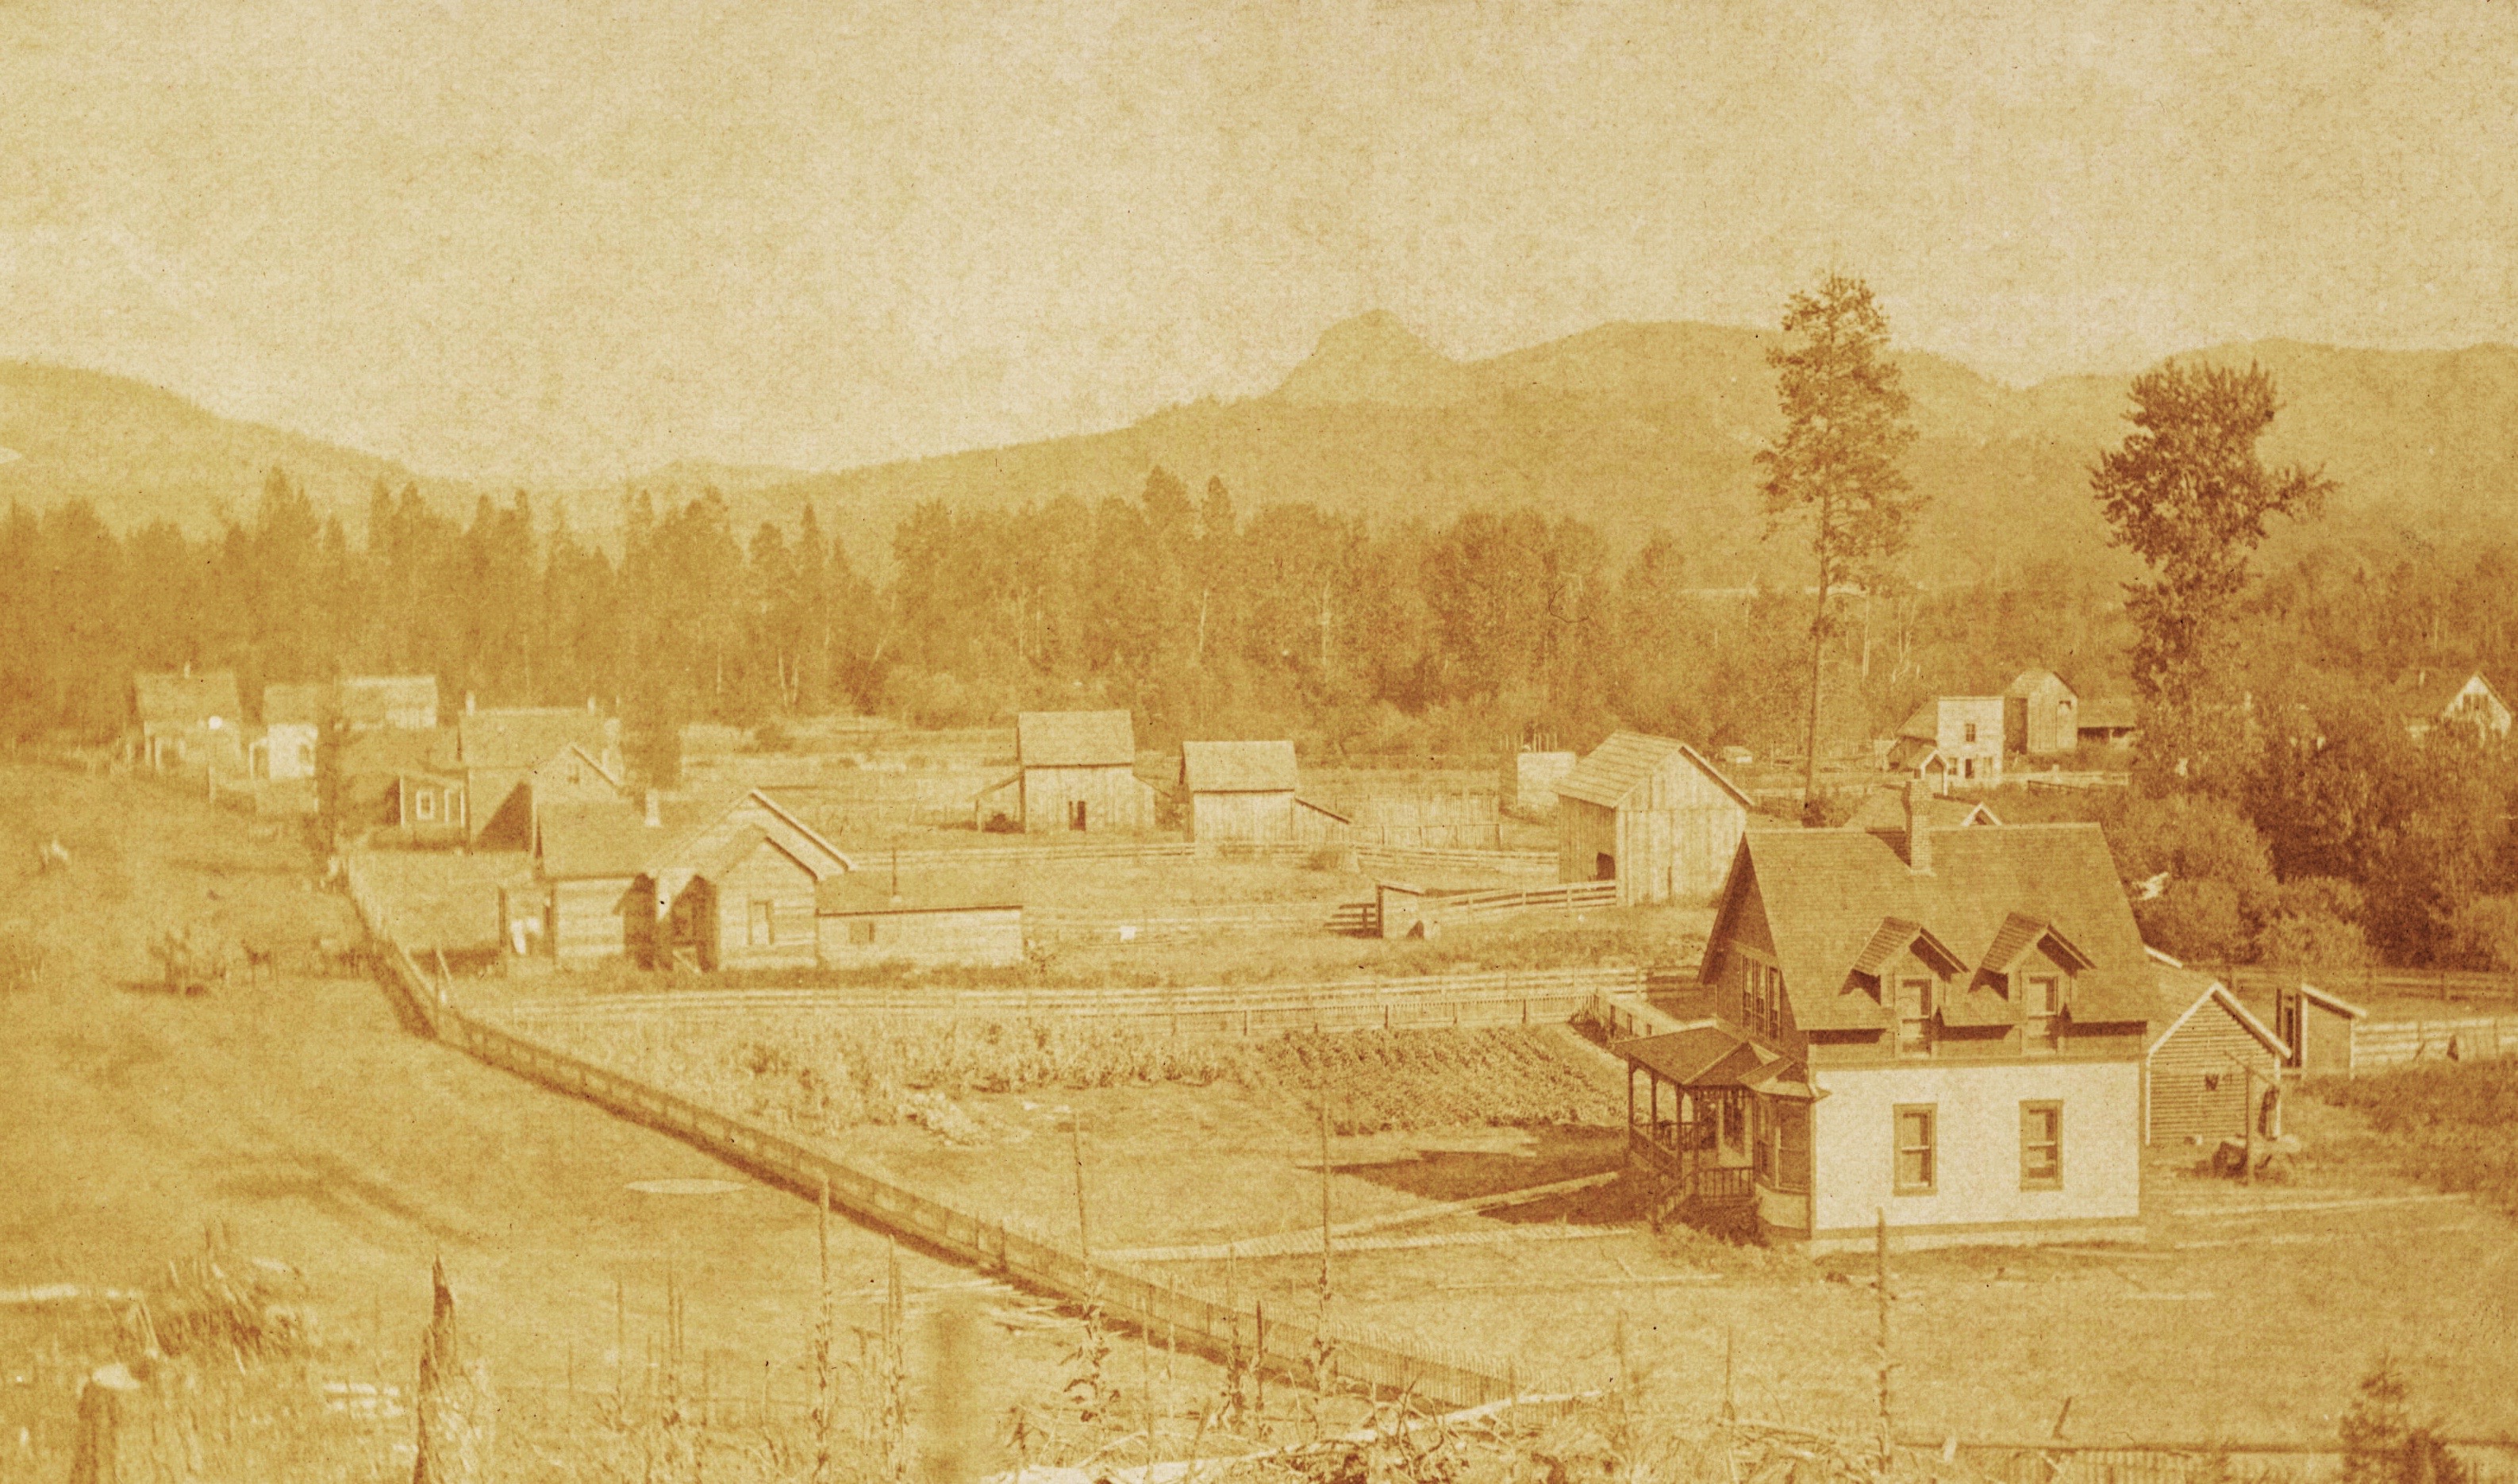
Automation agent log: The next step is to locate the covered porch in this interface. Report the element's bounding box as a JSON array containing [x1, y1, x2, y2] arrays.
[[1613, 1026, 1765, 1209]]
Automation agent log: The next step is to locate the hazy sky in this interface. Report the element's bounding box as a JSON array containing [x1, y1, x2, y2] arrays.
[[2, 0, 2512, 484]]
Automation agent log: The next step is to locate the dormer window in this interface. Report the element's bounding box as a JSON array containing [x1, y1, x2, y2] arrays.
[[1896, 977, 1934, 1054], [2024, 974, 2062, 1052]]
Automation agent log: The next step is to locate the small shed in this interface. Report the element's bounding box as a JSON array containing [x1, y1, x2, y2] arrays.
[[1885, 737, 1951, 795], [2144, 967, 2289, 1145], [2077, 697, 2138, 748], [134, 669, 244, 773], [1557, 732, 1753, 907], [2274, 982, 2369, 1075], [1180, 740, 1300, 845], [1009, 711, 1151, 832], [2003, 671, 2080, 756], [817, 874, 1025, 968]]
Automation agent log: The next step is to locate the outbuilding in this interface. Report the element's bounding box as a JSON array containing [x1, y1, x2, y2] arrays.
[[1556, 732, 1752, 907], [2003, 671, 2080, 757], [817, 872, 1026, 968], [982, 711, 1154, 832], [2144, 968, 2289, 1145], [2274, 982, 2369, 1075]]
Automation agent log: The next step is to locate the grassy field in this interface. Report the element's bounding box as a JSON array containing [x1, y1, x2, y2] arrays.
[[2306, 1059, 2518, 1211]]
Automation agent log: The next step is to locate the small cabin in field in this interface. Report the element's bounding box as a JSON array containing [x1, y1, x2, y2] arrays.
[[2391, 669, 2513, 743], [2143, 969, 2289, 1145], [254, 682, 325, 782], [2274, 982, 2368, 1075], [339, 675, 440, 732], [2076, 697, 2138, 749], [535, 790, 852, 971], [982, 711, 1152, 832], [1556, 732, 1752, 907], [134, 669, 244, 774], [1893, 697, 2004, 789], [455, 706, 626, 848], [815, 871, 1025, 968], [340, 728, 470, 844], [2003, 671, 2080, 757]]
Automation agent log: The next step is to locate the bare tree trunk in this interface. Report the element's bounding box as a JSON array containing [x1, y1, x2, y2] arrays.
[[413, 1259, 496, 1484], [1803, 549, 1831, 817]]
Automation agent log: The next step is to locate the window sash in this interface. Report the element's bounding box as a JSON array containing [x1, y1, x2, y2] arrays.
[[2020, 1101, 2063, 1188], [1893, 1105, 1936, 1194]]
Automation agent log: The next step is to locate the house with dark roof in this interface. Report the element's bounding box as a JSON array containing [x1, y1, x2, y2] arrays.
[[1890, 697, 2004, 791], [1176, 740, 1347, 847], [1611, 783, 2155, 1251], [2002, 671, 2079, 756], [534, 789, 853, 970], [977, 711, 1152, 832], [1556, 732, 1752, 906], [2075, 696, 2139, 749], [452, 705, 625, 848], [2145, 967, 2288, 1145], [338, 727, 470, 844], [2389, 668, 2512, 742], [133, 669, 244, 773]]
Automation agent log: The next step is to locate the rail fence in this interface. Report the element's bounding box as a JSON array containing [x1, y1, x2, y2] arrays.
[[485, 966, 1643, 1039], [2225, 964, 2518, 1009], [1417, 881, 1617, 929], [344, 859, 1549, 1409]]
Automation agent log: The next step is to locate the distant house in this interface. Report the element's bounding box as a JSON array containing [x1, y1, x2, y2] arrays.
[[1556, 732, 1752, 907], [2274, 982, 2369, 1075], [1176, 740, 1346, 847], [2076, 697, 2139, 749], [134, 668, 244, 774], [2144, 968, 2289, 1145], [1892, 698, 2004, 790], [453, 706, 626, 848], [339, 675, 441, 732], [1843, 789, 2000, 833], [535, 789, 853, 970], [339, 728, 469, 844], [2390, 669, 2512, 742], [254, 682, 326, 782], [2002, 671, 2080, 757], [816, 871, 1025, 968], [980, 711, 1152, 832], [1612, 785, 2155, 1251]]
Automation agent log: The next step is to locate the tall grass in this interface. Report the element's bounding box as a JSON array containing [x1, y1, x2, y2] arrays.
[[2309, 1058, 2518, 1210]]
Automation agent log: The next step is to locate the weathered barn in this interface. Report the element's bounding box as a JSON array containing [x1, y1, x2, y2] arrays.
[[1895, 698, 2004, 786], [254, 682, 326, 782], [2144, 968, 2289, 1144], [1556, 732, 1753, 906], [816, 872, 1025, 967], [455, 706, 626, 848], [990, 711, 1152, 832], [339, 675, 440, 732], [2391, 669, 2513, 742], [2076, 697, 2138, 749], [2274, 982, 2368, 1075], [134, 669, 244, 773], [2002, 671, 2080, 757], [536, 790, 852, 970], [1178, 740, 1336, 846]]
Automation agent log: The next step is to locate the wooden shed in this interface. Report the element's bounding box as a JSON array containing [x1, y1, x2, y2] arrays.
[[2274, 982, 2368, 1075], [1179, 740, 1300, 845], [536, 789, 852, 970], [2144, 968, 2289, 1145], [2077, 696, 2138, 749], [1556, 732, 1752, 907], [1004, 710, 1151, 832], [2002, 671, 2080, 757]]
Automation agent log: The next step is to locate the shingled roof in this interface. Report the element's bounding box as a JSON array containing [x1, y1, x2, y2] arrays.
[[1180, 740, 1298, 794], [457, 708, 614, 768], [1558, 732, 1752, 811], [1709, 822, 2155, 1033], [1017, 710, 1136, 768], [537, 789, 852, 882], [134, 671, 241, 728], [2003, 669, 2074, 699], [339, 675, 440, 727]]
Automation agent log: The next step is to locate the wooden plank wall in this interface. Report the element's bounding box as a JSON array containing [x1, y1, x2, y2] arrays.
[[2147, 1002, 2279, 1144], [1020, 764, 1149, 832]]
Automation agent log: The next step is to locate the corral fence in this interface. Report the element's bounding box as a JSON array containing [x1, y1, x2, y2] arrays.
[[487, 965, 1644, 1039], [1413, 881, 1617, 932], [343, 865, 1550, 1411], [1355, 845, 1556, 879]]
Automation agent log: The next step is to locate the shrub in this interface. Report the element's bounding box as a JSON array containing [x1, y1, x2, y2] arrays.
[[2447, 894, 2518, 972]]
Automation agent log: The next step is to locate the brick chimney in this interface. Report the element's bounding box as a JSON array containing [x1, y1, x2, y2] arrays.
[[1904, 779, 1932, 874], [643, 790, 662, 828]]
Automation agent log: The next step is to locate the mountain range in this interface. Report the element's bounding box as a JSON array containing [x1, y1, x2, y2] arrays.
[[6, 315, 2518, 583]]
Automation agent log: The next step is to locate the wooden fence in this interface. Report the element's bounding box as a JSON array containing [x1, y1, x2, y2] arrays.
[[1416, 881, 1617, 929], [488, 966, 1644, 1039], [1355, 845, 1556, 878], [2226, 964, 2518, 1008], [344, 871, 1551, 1410], [2347, 1014, 2518, 1069]]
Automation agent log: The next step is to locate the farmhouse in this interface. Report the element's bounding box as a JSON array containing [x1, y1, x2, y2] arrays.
[[1556, 732, 1752, 906], [815, 871, 1025, 968], [2002, 671, 2079, 757], [1891, 697, 2004, 789], [339, 675, 440, 732], [339, 728, 469, 844], [2390, 669, 2512, 742], [134, 668, 244, 774], [454, 706, 626, 848], [1613, 785, 2155, 1251], [979, 710, 1153, 832], [2273, 981, 2369, 1075], [253, 682, 325, 782], [2144, 967, 2289, 1145], [534, 789, 853, 970], [2076, 696, 2138, 749]]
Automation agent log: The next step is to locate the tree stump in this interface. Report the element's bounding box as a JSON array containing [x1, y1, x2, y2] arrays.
[[413, 1259, 497, 1484]]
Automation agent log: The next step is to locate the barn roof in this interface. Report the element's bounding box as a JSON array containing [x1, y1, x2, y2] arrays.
[[1885, 736, 1943, 771], [1557, 732, 1752, 811], [1017, 710, 1136, 768], [1180, 740, 1298, 794], [1710, 823, 2155, 1034], [2003, 669, 2074, 700], [2078, 696, 2138, 731], [260, 682, 329, 726], [1843, 790, 1999, 832], [457, 708, 614, 768], [339, 675, 440, 725], [134, 671, 241, 727], [2147, 967, 2289, 1059], [2296, 982, 2370, 1019]]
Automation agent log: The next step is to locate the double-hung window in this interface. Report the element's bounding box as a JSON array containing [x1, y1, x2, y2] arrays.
[[2024, 974, 2062, 1053], [1896, 977, 1933, 1054], [1893, 1105, 1937, 1194], [2020, 1101, 2063, 1189]]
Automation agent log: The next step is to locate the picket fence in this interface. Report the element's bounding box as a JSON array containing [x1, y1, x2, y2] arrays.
[[344, 861, 1543, 1409], [488, 965, 1642, 1040]]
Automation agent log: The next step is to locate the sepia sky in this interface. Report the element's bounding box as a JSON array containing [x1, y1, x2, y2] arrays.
[[2, 0, 2513, 485]]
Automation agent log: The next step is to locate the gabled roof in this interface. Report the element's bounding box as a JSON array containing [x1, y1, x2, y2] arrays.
[[457, 709, 614, 769], [2004, 670, 2075, 700], [339, 725, 459, 779], [1896, 702, 1938, 741], [260, 682, 329, 727], [537, 789, 852, 882], [2296, 982, 2370, 1019], [1886, 737, 1943, 771], [1851, 918, 1963, 978], [2148, 967, 2289, 1059], [339, 675, 440, 725], [1980, 912, 2095, 975], [1180, 740, 1298, 794], [134, 671, 242, 727], [1843, 790, 1997, 832], [2389, 668, 2508, 724], [1709, 823, 2155, 1033], [2078, 696, 2139, 731], [1017, 710, 1136, 768], [1613, 1025, 1775, 1088], [1557, 732, 1753, 811]]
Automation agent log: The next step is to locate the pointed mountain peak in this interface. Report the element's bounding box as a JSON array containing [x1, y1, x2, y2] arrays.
[[1273, 311, 1488, 408]]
